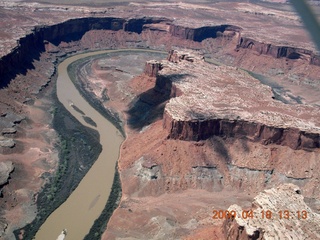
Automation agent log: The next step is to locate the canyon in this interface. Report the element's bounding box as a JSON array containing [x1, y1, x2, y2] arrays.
[[0, 0, 319, 239]]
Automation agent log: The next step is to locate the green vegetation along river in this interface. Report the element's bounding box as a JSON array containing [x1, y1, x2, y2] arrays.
[[35, 49, 165, 239]]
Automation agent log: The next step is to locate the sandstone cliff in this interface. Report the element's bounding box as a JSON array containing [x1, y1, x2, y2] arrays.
[[144, 60, 163, 77], [102, 49, 320, 239], [1, 11, 320, 88], [168, 24, 241, 42], [0, 2, 320, 239], [237, 37, 320, 67], [150, 50, 320, 150]]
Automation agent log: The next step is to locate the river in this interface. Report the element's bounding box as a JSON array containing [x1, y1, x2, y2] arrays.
[[34, 49, 165, 240]]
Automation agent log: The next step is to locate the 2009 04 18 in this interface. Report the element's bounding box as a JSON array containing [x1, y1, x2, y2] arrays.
[[212, 209, 308, 220]]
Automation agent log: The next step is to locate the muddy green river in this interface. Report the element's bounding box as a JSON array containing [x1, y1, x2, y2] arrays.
[[35, 49, 164, 240]]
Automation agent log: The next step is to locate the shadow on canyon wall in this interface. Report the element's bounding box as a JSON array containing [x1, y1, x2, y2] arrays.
[[209, 136, 250, 165], [126, 73, 189, 130], [0, 45, 43, 88], [126, 82, 172, 130], [0, 17, 168, 88], [2, 15, 319, 89], [210, 136, 231, 163]]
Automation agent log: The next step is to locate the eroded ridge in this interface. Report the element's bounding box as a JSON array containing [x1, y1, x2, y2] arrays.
[[148, 50, 320, 149]]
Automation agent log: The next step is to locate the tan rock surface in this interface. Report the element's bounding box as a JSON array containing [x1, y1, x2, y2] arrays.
[[225, 184, 320, 239], [160, 50, 320, 149], [0, 136, 15, 148], [0, 0, 319, 239]]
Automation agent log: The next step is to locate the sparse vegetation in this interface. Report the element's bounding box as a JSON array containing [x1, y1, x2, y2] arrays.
[[84, 164, 122, 240], [46, 138, 69, 201], [82, 115, 98, 127], [14, 77, 102, 239]]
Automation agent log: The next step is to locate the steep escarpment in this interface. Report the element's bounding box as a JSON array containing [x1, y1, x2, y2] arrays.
[[169, 24, 241, 42], [237, 37, 320, 67], [103, 50, 319, 239], [0, 17, 161, 87], [164, 116, 320, 150], [120, 50, 320, 194], [1, 13, 320, 89], [0, 2, 320, 239], [150, 50, 320, 150], [105, 49, 320, 203]]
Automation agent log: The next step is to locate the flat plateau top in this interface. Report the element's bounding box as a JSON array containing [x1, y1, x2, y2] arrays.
[[162, 50, 320, 133], [0, 1, 317, 56]]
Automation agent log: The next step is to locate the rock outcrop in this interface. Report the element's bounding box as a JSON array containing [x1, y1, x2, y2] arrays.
[[150, 50, 320, 150], [0, 137, 15, 148], [0, 161, 14, 195], [1, 128, 17, 135], [224, 184, 320, 240], [144, 60, 163, 77]]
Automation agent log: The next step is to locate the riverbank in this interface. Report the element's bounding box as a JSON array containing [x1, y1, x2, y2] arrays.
[[67, 55, 125, 137], [84, 162, 122, 239], [14, 71, 103, 239], [33, 49, 125, 239], [64, 49, 165, 239], [66, 49, 166, 137], [14, 49, 159, 239], [66, 52, 126, 239]]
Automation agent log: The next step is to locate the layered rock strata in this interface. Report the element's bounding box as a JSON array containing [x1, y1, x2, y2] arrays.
[[224, 184, 320, 239], [144, 60, 163, 77], [237, 37, 320, 66], [103, 50, 320, 239], [0, 1, 319, 239], [1, 2, 320, 89], [151, 50, 320, 150]]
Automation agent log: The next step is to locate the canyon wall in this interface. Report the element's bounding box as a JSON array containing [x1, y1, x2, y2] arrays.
[[237, 37, 320, 67], [163, 114, 320, 150], [168, 24, 242, 42], [0, 17, 165, 87], [128, 50, 320, 198], [1, 16, 320, 87], [145, 50, 320, 150]]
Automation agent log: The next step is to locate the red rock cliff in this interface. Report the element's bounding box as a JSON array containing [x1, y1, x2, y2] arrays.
[[152, 50, 320, 150], [237, 37, 320, 67]]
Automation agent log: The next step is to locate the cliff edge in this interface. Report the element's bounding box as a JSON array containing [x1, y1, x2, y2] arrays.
[[148, 50, 320, 150]]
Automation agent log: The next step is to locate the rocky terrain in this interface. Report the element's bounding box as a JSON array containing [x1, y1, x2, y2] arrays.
[[101, 49, 320, 240], [225, 183, 320, 239], [0, 0, 319, 239], [159, 50, 320, 149]]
